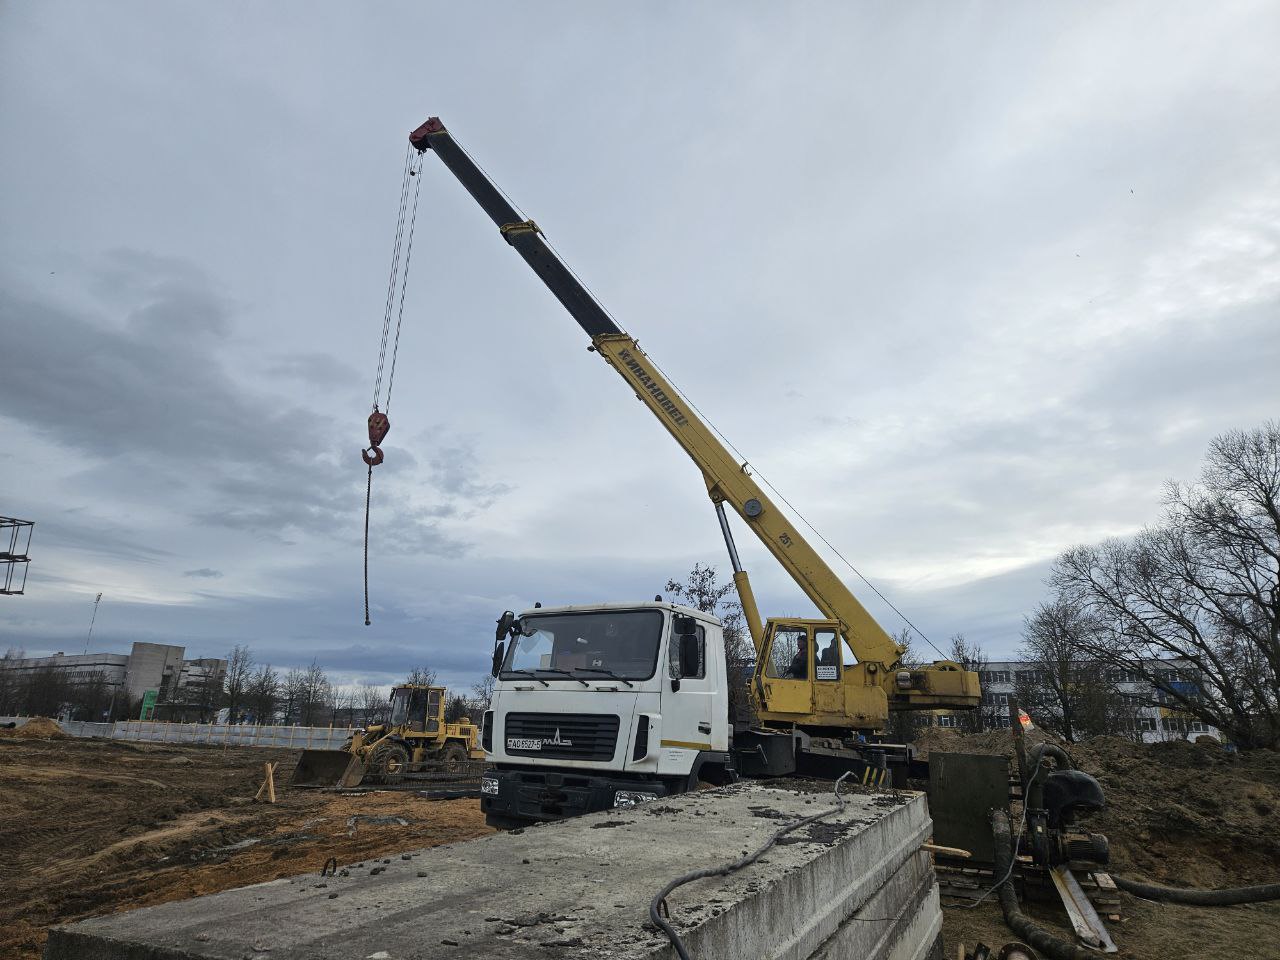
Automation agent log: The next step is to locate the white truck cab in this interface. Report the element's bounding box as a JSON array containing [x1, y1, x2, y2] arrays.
[[479, 601, 734, 828]]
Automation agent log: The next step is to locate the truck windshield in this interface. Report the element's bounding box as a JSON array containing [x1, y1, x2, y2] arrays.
[[502, 609, 664, 681]]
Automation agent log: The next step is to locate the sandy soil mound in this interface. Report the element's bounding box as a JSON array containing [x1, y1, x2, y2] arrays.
[[0, 717, 67, 739]]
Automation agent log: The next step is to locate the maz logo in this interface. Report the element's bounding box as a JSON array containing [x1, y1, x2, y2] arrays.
[[546, 728, 574, 747]]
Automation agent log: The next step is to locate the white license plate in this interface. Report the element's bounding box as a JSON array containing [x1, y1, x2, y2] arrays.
[[507, 737, 542, 751]]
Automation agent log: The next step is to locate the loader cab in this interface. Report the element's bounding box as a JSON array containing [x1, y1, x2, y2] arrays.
[[388, 684, 443, 734]]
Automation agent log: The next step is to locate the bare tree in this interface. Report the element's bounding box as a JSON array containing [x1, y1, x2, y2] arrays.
[[68, 669, 113, 721], [293, 660, 331, 726], [329, 685, 358, 727], [23, 664, 72, 717], [444, 692, 472, 724], [223, 645, 253, 723], [1050, 421, 1280, 748], [947, 634, 992, 732], [471, 673, 495, 709], [357, 683, 389, 726], [406, 665, 438, 687], [0, 649, 24, 714], [666, 562, 754, 722], [246, 663, 280, 724], [1017, 600, 1126, 743]]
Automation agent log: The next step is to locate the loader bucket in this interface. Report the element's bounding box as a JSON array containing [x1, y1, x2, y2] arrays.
[[291, 749, 367, 788]]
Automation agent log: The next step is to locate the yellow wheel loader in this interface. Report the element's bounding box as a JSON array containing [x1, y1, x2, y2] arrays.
[[292, 684, 484, 788]]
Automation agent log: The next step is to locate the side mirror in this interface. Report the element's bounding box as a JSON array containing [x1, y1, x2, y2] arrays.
[[679, 633, 701, 678], [672, 613, 695, 635], [495, 610, 516, 644], [491, 641, 505, 678]]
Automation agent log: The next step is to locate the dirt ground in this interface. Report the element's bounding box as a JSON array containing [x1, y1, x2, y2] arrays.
[[916, 728, 1280, 960], [0, 731, 491, 960], [3, 725, 1278, 960]]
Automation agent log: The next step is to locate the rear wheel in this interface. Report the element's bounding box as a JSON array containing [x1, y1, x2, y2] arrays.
[[440, 741, 469, 774], [370, 742, 410, 784]]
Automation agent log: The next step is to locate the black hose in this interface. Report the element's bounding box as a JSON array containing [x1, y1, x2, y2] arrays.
[[1024, 742, 1072, 809], [990, 810, 1095, 960], [1113, 875, 1280, 906]]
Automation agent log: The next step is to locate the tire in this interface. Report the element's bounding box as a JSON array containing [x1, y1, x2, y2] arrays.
[[370, 742, 410, 784], [440, 741, 469, 773]]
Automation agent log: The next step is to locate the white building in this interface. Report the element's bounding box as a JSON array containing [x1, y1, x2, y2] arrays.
[[1, 642, 225, 706], [935, 658, 1219, 743]]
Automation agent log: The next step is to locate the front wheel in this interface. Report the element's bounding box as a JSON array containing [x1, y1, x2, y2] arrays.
[[370, 742, 410, 784]]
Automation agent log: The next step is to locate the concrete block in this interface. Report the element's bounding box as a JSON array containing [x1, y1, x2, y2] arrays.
[[46, 784, 939, 960]]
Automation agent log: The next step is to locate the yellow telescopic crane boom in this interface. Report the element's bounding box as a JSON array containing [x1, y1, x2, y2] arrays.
[[409, 118, 979, 731]]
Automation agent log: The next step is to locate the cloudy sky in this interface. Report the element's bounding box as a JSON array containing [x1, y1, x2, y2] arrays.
[[2, 2, 1277, 690]]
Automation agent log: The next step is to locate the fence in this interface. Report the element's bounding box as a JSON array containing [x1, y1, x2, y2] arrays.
[[0, 715, 354, 749]]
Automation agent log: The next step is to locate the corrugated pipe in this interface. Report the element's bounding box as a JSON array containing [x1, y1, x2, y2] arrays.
[[1113, 875, 1280, 906], [990, 810, 1095, 960]]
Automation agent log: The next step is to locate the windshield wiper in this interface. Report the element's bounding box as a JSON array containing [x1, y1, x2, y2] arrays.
[[500, 669, 548, 687], [570, 667, 634, 688], [536, 668, 589, 687]]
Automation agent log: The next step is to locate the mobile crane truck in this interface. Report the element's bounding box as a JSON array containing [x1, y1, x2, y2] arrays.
[[396, 118, 982, 829]]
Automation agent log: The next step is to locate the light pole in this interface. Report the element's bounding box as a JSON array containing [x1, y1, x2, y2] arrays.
[[84, 592, 103, 655]]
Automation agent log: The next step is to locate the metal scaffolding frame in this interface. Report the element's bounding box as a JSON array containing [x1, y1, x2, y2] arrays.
[[1, 516, 34, 595]]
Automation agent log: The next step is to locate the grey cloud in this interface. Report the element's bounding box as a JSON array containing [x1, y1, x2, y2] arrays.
[[183, 568, 223, 578], [0, 258, 490, 558], [267, 353, 361, 387], [3, 2, 1277, 694], [424, 432, 513, 508]]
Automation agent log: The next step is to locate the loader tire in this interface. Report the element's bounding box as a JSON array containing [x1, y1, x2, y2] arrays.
[[440, 742, 469, 774], [371, 742, 410, 784]]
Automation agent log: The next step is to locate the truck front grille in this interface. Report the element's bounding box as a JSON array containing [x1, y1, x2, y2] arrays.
[[502, 712, 620, 761]]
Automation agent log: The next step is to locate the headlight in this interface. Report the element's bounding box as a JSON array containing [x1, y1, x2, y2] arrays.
[[480, 776, 500, 796], [613, 789, 659, 808]]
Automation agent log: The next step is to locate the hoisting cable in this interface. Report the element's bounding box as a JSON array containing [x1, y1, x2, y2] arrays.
[[363, 143, 426, 625]]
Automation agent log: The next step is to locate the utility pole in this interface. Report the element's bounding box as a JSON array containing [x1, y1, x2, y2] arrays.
[[84, 592, 103, 655]]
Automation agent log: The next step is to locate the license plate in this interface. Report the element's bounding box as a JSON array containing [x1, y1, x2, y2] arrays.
[[507, 737, 542, 751]]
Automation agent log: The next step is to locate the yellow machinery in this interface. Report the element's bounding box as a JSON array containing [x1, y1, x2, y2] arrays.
[[292, 684, 484, 788], [406, 117, 981, 755]]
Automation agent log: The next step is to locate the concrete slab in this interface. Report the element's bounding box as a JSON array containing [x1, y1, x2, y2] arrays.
[[46, 784, 939, 960]]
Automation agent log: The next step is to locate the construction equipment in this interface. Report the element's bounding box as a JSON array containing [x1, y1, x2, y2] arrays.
[[399, 118, 977, 829], [292, 684, 483, 788]]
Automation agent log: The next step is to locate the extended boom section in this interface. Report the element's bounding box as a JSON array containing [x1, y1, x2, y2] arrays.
[[410, 117, 979, 737]]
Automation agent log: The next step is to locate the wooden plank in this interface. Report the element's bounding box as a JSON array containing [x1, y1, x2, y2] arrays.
[[254, 761, 280, 803], [922, 842, 972, 859]]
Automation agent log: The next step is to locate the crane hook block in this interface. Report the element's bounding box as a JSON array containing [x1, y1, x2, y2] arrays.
[[363, 410, 390, 466], [368, 410, 390, 446]]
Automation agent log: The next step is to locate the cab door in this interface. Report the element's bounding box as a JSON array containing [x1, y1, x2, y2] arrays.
[[759, 623, 813, 716], [811, 627, 843, 718], [662, 623, 716, 755]]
